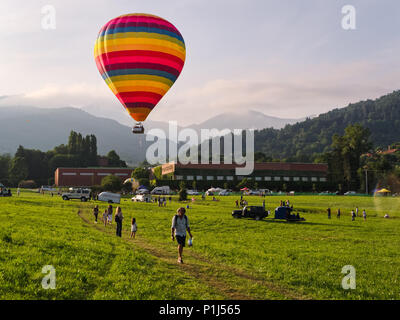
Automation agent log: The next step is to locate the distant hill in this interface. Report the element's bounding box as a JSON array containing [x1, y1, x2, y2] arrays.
[[188, 110, 303, 132], [0, 106, 167, 165], [254, 90, 400, 160]]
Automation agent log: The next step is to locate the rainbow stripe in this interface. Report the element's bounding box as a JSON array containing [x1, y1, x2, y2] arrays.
[[94, 14, 186, 122]]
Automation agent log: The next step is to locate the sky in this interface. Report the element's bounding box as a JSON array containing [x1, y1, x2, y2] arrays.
[[0, 0, 400, 126]]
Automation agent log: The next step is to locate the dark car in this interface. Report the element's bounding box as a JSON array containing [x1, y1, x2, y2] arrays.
[[232, 206, 268, 220]]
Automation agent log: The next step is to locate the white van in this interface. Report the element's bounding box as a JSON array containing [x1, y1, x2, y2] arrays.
[[151, 186, 171, 195], [98, 192, 121, 204]]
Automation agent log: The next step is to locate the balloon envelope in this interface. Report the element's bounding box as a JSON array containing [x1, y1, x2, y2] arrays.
[[94, 13, 186, 122]]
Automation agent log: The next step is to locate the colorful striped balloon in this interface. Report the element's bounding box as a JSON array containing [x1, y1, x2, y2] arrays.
[[94, 13, 186, 122]]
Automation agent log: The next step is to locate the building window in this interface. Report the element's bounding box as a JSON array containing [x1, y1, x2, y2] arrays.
[[301, 177, 308, 182], [283, 177, 290, 181], [207, 176, 214, 181], [264, 176, 272, 181], [274, 177, 281, 181], [98, 173, 111, 176], [320, 177, 327, 182], [217, 176, 224, 181], [115, 173, 128, 176], [255, 177, 262, 181], [196, 176, 203, 180], [80, 173, 94, 176], [187, 175, 194, 180], [311, 177, 318, 182], [293, 177, 300, 182], [62, 173, 76, 176], [227, 176, 234, 181], [176, 175, 183, 180], [237, 176, 244, 180]]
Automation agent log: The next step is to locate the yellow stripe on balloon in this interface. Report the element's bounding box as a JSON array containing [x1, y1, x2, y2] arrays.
[[110, 80, 171, 91], [105, 74, 174, 87], [109, 85, 167, 96], [97, 32, 185, 49]]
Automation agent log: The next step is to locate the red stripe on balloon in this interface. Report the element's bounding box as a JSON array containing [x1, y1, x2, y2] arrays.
[[96, 50, 185, 66]]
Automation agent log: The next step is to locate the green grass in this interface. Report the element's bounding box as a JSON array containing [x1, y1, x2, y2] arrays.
[[1, 191, 400, 299]]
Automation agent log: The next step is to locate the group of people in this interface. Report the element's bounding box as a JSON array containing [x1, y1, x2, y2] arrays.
[[327, 207, 367, 221], [157, 196, 169, 207], [93, 204, 137, 238], [92, 204, 192, 264]]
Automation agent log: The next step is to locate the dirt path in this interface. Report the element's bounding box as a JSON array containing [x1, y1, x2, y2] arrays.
[[78, 210, 309, 300]]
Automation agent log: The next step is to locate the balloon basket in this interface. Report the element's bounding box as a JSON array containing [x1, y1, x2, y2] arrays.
[[132, 123, 144, 134]]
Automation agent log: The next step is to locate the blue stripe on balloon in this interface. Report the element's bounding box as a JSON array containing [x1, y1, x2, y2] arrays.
[[102, 68, 177, 82]]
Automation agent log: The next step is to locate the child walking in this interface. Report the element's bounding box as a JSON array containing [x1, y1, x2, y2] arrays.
[[130, 218, 137, 239]]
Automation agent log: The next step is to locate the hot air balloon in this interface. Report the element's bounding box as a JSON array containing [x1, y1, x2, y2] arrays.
[[94, 13, 186, 134]]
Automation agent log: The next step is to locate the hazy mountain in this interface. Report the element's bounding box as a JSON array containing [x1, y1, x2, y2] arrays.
[[188, 110, 303, 132], [0, 106, 172, 165]]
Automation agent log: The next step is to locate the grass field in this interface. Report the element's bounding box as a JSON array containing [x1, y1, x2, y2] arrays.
[[1, 190, 400, 300]]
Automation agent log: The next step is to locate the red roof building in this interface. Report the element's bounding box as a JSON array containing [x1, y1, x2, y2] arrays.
[[55, 167, 134, 187]]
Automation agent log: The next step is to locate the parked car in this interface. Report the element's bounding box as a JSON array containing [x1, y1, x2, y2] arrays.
[[344, 191, 357, 196], [219, 190, 231, 196], [136, 188, 149, 195], [187, 189, 200, 195], [232, 206, 268, 220], [247, 190, 261, 196], [151, 186, 171, 195], [132, 194, 152, 202], [61, 188, 91, 202], [0, 183, 11, 197], [98, 192, 121, 204], [41, 185, 57, 192]]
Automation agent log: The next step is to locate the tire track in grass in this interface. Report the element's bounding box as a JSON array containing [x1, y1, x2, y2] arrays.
[[78, 210, 308, 300]]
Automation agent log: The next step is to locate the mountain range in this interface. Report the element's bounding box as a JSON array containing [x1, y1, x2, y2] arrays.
[[0, 106, 302, 164], [2, 90, 399, 165]]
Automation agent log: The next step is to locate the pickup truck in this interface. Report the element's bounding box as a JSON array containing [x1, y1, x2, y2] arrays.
[[232, 206, 268, 220]]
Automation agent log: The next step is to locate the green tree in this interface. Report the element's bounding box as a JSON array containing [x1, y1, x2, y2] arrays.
[[178, 181, 187, 201], [132, 167, 149, 179], [101, 175, 122, 192], [8, 157, 29, 186], [106, 150, 127, 167]]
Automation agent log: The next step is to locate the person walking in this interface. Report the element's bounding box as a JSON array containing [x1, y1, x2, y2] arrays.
[[107, 204, 113, 225], [355, 207, 359, 217], [17, 188, 20, 197], [337, 208, 341, 219], [171, 207, 193, 264], [130, 217, 137, 239], [93, 205, 99, 223], [351, 210, 356, 221], [115, 207, 123, 237], [102, 209, 108, 227], [363, 209, 367, 221], [327, 207, 331, 219]]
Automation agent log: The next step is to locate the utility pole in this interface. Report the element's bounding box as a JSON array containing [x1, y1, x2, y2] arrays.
[[365, 169, 368, 195]]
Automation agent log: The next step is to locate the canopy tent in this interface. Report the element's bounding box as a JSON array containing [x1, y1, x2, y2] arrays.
[[240, 187, 249, 191], [377, 188, 391, 193]]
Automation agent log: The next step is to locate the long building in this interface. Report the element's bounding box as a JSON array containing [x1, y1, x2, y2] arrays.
[[55, 167, 134, 187], [159, 162, 328, 184]]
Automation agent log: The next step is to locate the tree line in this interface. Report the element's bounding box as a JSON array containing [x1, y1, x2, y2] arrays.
[[0, 131, 127, 187]]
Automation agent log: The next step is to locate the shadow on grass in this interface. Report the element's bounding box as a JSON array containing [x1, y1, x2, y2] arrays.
[[235, 217, 362, 228]]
